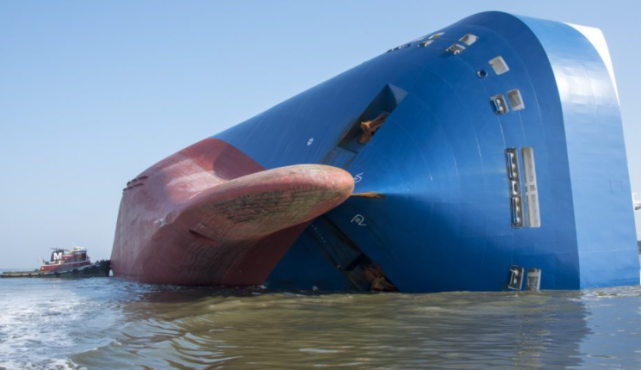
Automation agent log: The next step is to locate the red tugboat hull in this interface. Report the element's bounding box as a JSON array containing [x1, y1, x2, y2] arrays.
[[111, 138, 354, 286]]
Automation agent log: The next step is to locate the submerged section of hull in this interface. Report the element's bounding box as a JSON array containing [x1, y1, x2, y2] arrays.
[[215, 12, 639, 292]]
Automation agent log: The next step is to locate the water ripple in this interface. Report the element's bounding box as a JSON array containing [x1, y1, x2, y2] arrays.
[[1, 279, 641, 369]]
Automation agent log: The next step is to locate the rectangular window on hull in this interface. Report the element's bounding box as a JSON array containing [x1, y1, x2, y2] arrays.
[[459, 34, 478, 46], [521, 147, 541, 227], [507, 89, 525, 111], [490, 56, 509, 75]]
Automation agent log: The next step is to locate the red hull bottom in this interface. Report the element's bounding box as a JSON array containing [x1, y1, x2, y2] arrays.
[[111, 138, 354, 286]]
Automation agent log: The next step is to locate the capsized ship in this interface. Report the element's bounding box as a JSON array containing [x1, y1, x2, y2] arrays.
[[111, 12, 639, 292]]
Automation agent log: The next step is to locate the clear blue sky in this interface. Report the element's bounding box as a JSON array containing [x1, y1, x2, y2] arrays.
[[1, 1, 639, 268]]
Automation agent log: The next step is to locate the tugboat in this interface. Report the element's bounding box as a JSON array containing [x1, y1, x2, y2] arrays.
[[41, 247, 93, 273], [1, 247, 110, 278]]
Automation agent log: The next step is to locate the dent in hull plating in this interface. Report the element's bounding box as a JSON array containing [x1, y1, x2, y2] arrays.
[[112, 12, 639, 292]]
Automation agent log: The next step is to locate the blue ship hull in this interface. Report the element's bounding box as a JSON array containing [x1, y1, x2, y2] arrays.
[[212, 12, 639, 292]]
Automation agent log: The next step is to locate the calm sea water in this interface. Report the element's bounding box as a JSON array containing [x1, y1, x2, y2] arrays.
[[1, 276, 641, 369]]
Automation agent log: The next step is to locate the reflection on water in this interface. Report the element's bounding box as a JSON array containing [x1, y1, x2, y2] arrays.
[[0, 277, 640, 369]]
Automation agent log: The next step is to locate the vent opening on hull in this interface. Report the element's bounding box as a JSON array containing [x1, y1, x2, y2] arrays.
[[324, 84, 407, 168], [490, 56, 510, 75], [446, 44, 466, 55], [491, 94, 509, 115], [505, 147, 541, 228], [508, 265, 525, 290], [526, 268, 542, 290], [507, 89, 525, 111], [388, 42, 412, 52], [522, 147, 541, 227], [459, 33, 478, 46], [506, 148, 524, 228]]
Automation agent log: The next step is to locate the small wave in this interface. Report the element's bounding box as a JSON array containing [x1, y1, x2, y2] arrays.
[[2, 278, 641, 369]]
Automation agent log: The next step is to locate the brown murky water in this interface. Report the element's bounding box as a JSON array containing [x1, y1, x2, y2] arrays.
[[1, 277, 640, 369]]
